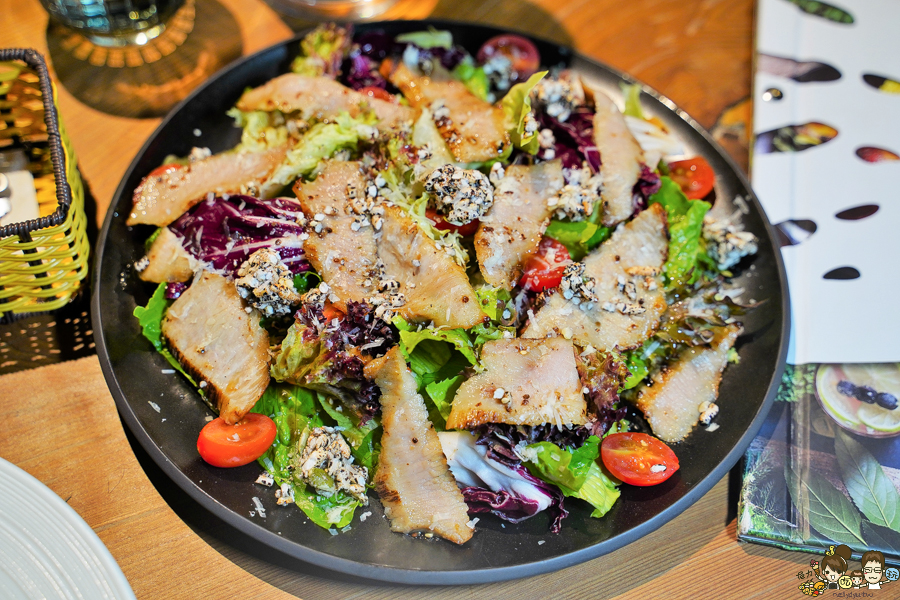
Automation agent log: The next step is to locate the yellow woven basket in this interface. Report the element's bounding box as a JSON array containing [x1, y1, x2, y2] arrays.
[[0, 49, 89, 322]]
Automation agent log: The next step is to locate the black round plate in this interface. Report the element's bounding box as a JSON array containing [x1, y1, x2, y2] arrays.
[[92, 20, 789, 585]]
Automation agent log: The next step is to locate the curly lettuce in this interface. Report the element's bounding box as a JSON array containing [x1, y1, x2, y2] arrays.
[[291, 24, 351, 78], [262, 111, 378, 196], [648, 176, 711, 290], [501, 71, 547, 154], [251, 384, 377, 529], [227, 108, 288, 153]]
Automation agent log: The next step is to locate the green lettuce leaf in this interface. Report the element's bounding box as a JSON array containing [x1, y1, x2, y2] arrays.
[[620, 82, 644, 119], [453, 58, 489, 101], [396, 28, 453, 49], [577, 462, 622, 518], [269, 321, 321, 384], [133, 283, 198, 387], [501, 71, 546, 154], [293, 272, 321, 293], [622, 351, 648, 390], [227, 108, 289, 153], [473, 284, 512, 322], [425, 374, 464, 423], [392, 316, 473, 429], [524, 436, 621, 517], [525, 436, 601, 491], [252, 383, 322, 480], [252, 384, 370, 529], [265, 111, 378, 191], [648, 176, 711, 290], [393, 316, 478, 367], [544, 219, 611, 261]]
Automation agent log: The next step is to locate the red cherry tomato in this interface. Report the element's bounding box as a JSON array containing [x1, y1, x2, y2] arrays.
[[322, 302, 345, 322], [147, 163, 182, 179], [477, 34, 540, 82], [600, 432, 680, 486], [425, 207, 480, 237], [519, 237, 571, 292], [359, 86, 395, 103], [668, 157, 715, 200], [197, 413, 277, 468]]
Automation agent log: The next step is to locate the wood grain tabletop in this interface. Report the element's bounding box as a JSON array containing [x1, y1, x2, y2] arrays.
[[0, 0, 810, 597]]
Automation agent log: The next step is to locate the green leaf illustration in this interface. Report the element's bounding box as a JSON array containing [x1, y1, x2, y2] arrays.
[[862, 521, 900, 554], [785, 461, 865, 546], [835, 429, 900, 531], [785, 0, 854, 24]]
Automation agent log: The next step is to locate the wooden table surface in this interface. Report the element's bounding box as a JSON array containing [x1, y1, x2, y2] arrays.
[[0, 0, 811, 597]]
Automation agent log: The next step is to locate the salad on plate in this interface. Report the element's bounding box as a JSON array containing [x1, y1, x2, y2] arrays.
[[129, 24, 760, 544]]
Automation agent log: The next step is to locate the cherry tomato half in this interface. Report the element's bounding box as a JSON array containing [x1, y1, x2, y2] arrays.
[[600, 432, 680, 486], [147, 163, 183, 179], [197, 413, 277, 468], [519, 237, 571, 292], [322, 302, 345, 322], [359, 86, 395, 103], [426, 207, 480, 237], [668, 157, 715, 200], [476, 34, 540, 83]]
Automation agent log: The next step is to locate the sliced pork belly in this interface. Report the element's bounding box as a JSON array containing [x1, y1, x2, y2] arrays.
[[294, 161, 377, 309], [446, 337, 587, 430], [475, 161, 564, 289], [138, 227, 194, 283], [522, 203, 668, 352], [389, 62, 509, 163], [128, 146, 288, 226], [236, 74, 414, 131], [366, 347, 473, 545], [378, 205, 486, 328], [634, 324, 742, 443], [592, 89, 644, 227], [162, 272, 270, 424]]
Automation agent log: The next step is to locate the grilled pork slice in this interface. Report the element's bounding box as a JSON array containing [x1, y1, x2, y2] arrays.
[[446, 337, 587, 430], [367, 347, 473, 545], [378, 205, 486, 328], [389, 62, 509, 163], [475, 161, 564, 289], [138, 227, 194, 283], [128, 146, 288, 226], [522, 203, 668, 351], [162, 272, 270, 425], [592, 89, 644, 227], [294, 161, 377, 309], [634, 324, 742, 443], [236, 74, 415, 131]]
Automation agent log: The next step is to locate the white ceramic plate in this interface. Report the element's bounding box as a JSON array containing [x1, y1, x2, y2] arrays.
[[0, 457, 136, 600]]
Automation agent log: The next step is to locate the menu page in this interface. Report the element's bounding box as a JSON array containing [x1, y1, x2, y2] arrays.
[[739, 0, 900, 565]]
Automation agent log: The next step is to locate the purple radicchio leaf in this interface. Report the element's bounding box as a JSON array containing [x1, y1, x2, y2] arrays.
[[538, 107, 600, 171], [463, 442, 569, 533], [164, 281, 187, 300], [461, 486, 547, 523], [342, 52, 388, 91], [632, 164, 661, 214], [168, 195, 309, 278]]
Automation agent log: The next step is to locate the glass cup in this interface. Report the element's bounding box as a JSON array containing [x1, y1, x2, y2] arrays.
[[40, 0, 186, 47]]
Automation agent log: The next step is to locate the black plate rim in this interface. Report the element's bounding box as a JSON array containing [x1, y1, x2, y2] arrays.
[[92, 19, 790, 585]]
